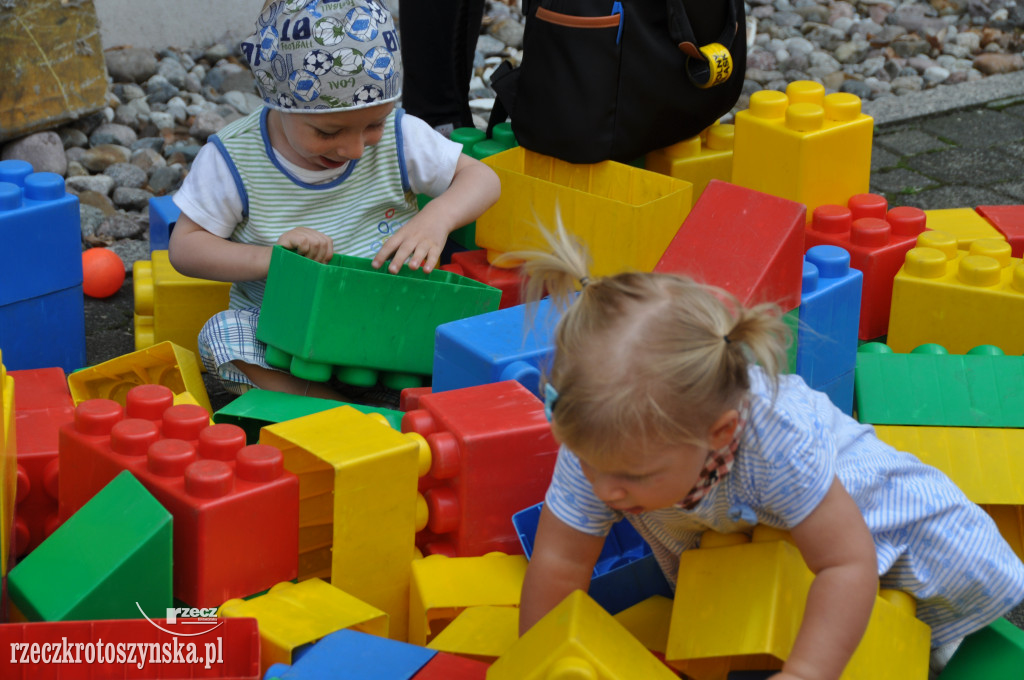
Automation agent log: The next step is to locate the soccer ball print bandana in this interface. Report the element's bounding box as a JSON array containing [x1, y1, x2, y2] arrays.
[[240, 0, 402, 112]]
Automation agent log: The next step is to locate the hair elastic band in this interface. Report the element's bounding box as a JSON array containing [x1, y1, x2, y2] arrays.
[[579, 276, 590, 288], [723, 334, 732, 344], [543, 383, 559, 422]]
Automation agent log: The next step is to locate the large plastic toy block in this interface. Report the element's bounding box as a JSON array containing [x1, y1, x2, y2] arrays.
[[795, 245, 862, 414], [855, 343, 1024, 427], [487, 589, 681, 680], [213, 388, 401, 444], [0, 161, 82, 308], [940, 617, 1024, 680], [665, 528, 930, 679], [513, 502, 673, 616], [985, 505, 1024, 564], [264, 629, 437, 680], [645, 124, 735, 209], [655, 179, 806, 312], [9, 470, 172, 621], [432, 298, 559, 399], [259, 405, 426, 641], [0, 284, 86, 372], [66, 340, 212, 413], [58, 385, 299, 607], [731, 81, 873, 218], [409, 552, 527, 646], [439, 248, 525, 309], [148, 194, 182, 252], [805, 196, 927, 340], [0, 350, 15, 579], [887, 232, 1024, 354], [977, 204, 1024, 257], [924, 207, 1003, 249], [257, 246, 501, 389], [476, 146, 693, 277], [0, 617, 261, 679], [219, 578, 388, 675], [413, 650, 491, 679], [133, 249, 231, 361], [426, 604, 518, 661], [401, 381, 558, 557], [612, 595, 674, 655], [9, 368, 74, 558]]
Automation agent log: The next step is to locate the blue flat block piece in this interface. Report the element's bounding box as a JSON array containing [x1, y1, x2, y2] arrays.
[[148, 194, 181, 252], [0, 160, 83, 307], [795, 245, 862, 392], [432, 298, 560, 398], [817, 368, 854, 416], [513, 503, 672, 615], [0, 284, 86, 372], [263, 629, 436, 680]]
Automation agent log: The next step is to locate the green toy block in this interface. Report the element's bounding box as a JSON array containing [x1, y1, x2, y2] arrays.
[[256, 247, 501, 389], [940, 618, 1024, 679], [783, 306, 799, 374], [8, 471, 172, 621], [214, 388, 402, 443], [854, 343, 1024, 427]]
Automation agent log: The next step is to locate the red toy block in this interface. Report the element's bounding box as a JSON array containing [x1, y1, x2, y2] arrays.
[[9, 368, 74, 558], [414, 650, 491, 678], [806, 195, 927, 340], [400, 386, 432, 413], [440, 249, 525, 309], [654, 180, 806, 312], [401, 381, 557, 558], [977, 205, 1024, 257], [58, 384, 299, 607]]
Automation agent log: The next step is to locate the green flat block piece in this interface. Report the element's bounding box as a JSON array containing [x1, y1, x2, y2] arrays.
[[214, 388, 402, 443], [257, 247, 501, 385], [940, 618, 1024, 680], [854, 343, 1024, 427], [9, 471, 172, 621]]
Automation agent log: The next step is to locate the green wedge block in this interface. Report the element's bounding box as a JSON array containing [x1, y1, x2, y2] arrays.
[[9, 470, 172, 621], [940, 618, 1024, 680]]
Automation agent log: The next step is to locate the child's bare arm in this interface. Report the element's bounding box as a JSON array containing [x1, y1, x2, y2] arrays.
[[371, 153, 500, 274], [774, 477, 879, 680], [518, 504, 606, 635]]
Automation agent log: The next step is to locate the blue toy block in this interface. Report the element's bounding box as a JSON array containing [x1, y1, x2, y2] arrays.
[[263, 629, 437, 680], [0, 160, 82, 307], [795, 245, 862, 413], [513, 502, 673, 615], [148, 194, 181, 252], [816, 368, 855, 416], [432, 298, 560, 398], [0, 284, 86, 372]]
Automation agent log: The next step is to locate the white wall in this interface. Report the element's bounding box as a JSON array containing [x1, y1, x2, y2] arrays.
[[93, 0, 257, 51]]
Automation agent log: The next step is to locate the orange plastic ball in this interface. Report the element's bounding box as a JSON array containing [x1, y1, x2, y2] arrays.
[[82, 247, 126, 298]]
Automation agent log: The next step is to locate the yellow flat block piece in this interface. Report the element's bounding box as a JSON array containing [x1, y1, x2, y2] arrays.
[[985, 505, 1024, 563], [0, 350, 16, 577], [260, 406, 427, 641], [487, 589, 680, 680], [477, 146, 692, 277], [924, 208, 1004, 249], [218, 578, 387, 675], [732, 80, 873, 218], [427, 605, 519, 661], [66, 341, 211, 413], [409, 552, 527, 646], [665, 528, 930, 679], [613, 595, 674, 655], [888, 231, 1024, 354], [645, 124, 734, 210], [133, 250, 231, 364]]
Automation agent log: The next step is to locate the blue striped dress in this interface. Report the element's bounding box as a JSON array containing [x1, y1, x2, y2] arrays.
[[545, 368, 1024, 647]]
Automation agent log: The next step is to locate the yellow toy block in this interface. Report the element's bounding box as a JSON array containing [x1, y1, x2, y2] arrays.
[[408, 552, 527, 646], [259, 406, 428, 641], [665, 527, 930, 679], [874, 424, 1024, 561], [487, 589, 681, 680], [477, 146, 692, 277], [66, 341, 212, 413], [645, 124, 734, 209], [732, 80, 873, 218], [924, 208, 1004, 249], [613, 595, 674, 655], [218, 578, 387, 675], [888, 231, 1024, 354], [426, 605, 519, 661], [133, 250, 231, 365], [0, 350, 15, 577]]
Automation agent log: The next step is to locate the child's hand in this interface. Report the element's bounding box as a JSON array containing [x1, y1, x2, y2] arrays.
[[371, 213, 450, 274], [276, 227, 334, 264]]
